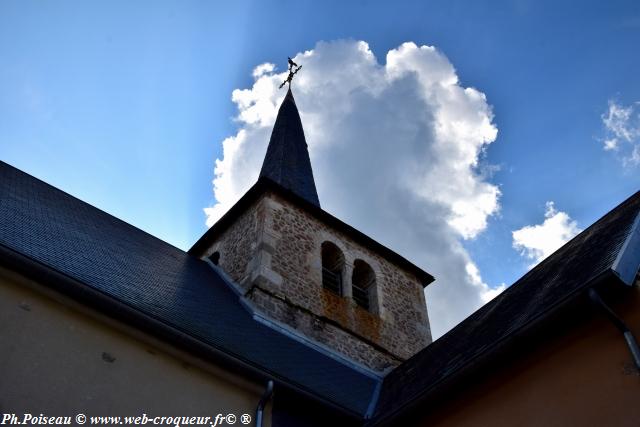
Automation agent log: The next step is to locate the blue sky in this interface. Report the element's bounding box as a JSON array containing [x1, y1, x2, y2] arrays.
[[2, 0, 639, 335]]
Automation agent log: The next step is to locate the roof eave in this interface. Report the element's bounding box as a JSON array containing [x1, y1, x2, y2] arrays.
[[367, 268, 625, 427], [189, 177, 435, 287], [612, 211, 640, 285], [0, 242, 367, 421]]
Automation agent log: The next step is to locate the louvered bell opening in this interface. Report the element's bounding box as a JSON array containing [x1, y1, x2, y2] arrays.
[[352, 283, 370, 310], [322, 267, 343, 295], [321, 241, 345, 296], [352, 260, 376, 312]]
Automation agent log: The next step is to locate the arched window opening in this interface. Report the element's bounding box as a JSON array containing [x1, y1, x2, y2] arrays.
[[352, 260, 375, 310], [321, 242, 344, 295], [209, 251, 220, 266]]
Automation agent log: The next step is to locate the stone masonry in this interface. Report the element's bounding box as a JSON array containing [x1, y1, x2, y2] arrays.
[[203, 190, 432, 372]]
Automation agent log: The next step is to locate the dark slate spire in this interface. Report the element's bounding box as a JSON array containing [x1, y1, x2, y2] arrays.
[[259, 88, 320, 207]]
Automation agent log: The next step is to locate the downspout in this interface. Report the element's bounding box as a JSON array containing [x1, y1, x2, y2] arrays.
[[256, 380, 274, 427], [588, 288, 640, 370]]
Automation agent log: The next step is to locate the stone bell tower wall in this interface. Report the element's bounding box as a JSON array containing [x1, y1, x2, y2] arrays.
[[201, 189, 432, 372]]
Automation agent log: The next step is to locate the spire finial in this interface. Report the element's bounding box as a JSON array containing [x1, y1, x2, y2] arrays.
[[279, 56, 302, 89]]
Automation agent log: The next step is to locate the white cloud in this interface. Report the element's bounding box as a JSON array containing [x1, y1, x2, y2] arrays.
[[603, 138, 618, 151], [204, 40, 503, 338], [466, 262, 506, 303], [601, 100, 640, 166], [512, 201, 582, 268], [252, 63, 276, 79]]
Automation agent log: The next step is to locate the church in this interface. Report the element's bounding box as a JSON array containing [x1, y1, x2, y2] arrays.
[[1, 86, 640, 426]]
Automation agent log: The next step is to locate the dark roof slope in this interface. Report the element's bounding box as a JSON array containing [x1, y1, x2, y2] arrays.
[[259, 88, 320, 207], [0, 161, 376, 416], [5, 157, 637, 423], [372, 190, 640, 424]]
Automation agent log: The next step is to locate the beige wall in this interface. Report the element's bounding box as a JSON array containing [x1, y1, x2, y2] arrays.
[[0, 267, 269, 425], [412, 285, 640, 427]]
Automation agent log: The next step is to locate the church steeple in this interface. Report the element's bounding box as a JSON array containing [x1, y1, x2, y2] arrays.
[[259, 89, 320, 207], [194, 75, 434, 373]]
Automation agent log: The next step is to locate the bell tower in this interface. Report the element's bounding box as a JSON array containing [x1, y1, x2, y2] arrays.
[[190, 88, 434, 372]]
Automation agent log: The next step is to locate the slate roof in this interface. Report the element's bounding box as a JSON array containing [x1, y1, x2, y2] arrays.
[[370, 190, 640, 425], [0, 161, 377, 417], [2, 156, 639, 424], [259, 89, 321, 207]]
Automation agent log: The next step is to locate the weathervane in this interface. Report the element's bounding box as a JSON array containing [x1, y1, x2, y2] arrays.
[[279, 57, 302, 89]]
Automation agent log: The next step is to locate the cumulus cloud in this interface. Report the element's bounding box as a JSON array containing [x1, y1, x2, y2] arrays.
[[512, 201, 582, 268], [204, 40, 503, 338], [601, 100, 640, 166], [252, 63, 276, 79]]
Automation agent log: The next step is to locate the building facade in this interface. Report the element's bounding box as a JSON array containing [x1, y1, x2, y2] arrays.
[[1, 86, 639, 427], [190, 90, 433, 371]]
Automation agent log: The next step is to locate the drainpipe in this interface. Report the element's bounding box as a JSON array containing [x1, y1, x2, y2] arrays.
[[588, 288, 640, 371], [256, 380, 274, 427]]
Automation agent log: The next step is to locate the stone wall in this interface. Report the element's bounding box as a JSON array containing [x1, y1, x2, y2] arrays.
[[248, 286, 401, 370], [204, 203, 262, 290], [204, 190, 432, 371]]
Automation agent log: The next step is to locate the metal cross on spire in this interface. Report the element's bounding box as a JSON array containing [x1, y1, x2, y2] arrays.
[[279, 57, 302, 89]]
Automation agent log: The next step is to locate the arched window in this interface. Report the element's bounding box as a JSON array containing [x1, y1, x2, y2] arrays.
[[209, 251, 220, 266], [321, 242, 344, 295], [352, 260, 375, 310]]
